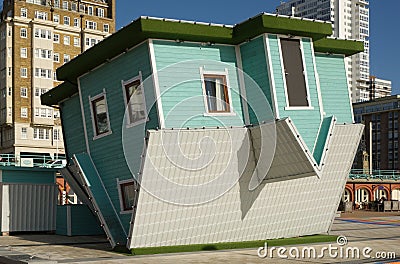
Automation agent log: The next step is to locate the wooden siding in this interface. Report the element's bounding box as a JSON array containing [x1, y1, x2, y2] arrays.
[[267, 35, 321, 151], [77, 42, 156, 231], [313, 116, 334, 164], [240, 36, 274, 125], [2, 170, 55, 184], [152, 40, 245, 128], [60, 94, 86, 159], [315, 53, 353, 124]]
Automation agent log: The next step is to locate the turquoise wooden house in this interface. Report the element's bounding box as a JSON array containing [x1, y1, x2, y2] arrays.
[[42, 13, 364, 250]]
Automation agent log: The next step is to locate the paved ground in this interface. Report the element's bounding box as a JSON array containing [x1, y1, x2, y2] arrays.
[[0, 211, 399, 263]]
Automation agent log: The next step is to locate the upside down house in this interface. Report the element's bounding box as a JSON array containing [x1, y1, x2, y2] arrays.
[[42, 13, 364, 250]]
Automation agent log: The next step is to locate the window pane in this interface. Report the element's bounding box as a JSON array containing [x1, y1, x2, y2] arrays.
[[280, 38, 308, 107], [204, 75, 229, 112], [92, 96, 109, 135], [125, 80, 146, 124], [121, 182, 136, 211]]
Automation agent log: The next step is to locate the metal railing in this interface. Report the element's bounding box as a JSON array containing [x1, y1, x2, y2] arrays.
[[349, 169, 400, 181], [0, 154, 66, 168]]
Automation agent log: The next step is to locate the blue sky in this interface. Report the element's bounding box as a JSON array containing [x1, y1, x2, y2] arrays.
[[116, 1, 400, 94]]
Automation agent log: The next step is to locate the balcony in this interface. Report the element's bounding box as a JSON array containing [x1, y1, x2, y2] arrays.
[[0, 154, 66, 168], [349, 169, 400, 181]]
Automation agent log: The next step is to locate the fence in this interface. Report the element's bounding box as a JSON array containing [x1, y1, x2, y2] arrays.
[[0, 154, 66, 168], [349, 169, 400, 181]]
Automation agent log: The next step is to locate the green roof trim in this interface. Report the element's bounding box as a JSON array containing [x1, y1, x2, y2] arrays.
[[233, 14, 332, 43], [41, 81, 78, 106], [43, 13, 363, 106], [313, 38, 364, 56], [56, 14, 334, 83]]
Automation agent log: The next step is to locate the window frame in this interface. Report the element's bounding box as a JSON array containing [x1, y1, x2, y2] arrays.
[[103, 24, 109, 33], [63, 35, 70, 45], [117, 179, 138, 214], [21, 107, 28, 118], [53, 52, 59, 62], [73, 37, 80, 47], [20, 47, 27, 58], [20, 67, 28, 78], [121, 72, 148, 128], [63, 16, 70, 26], [89, 90, 112, 140], [20, 87, 28, 98], [200, 68, 234, 116], [21, 127, 28, 140], [20, 28, 27, 38], [53, 33, 60, 43], [277, 36, 313, 110], [73, 18, 79, 27], [53, 14, 60, 23], [20, 8, 27, 18]]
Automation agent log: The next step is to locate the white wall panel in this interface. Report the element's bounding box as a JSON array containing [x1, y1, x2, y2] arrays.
[[129, 121, 363, 248]]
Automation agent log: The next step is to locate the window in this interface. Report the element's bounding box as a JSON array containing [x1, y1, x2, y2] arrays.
[[63, 16, 70, 26], [35, 11, 48, 20], [33, 128, 50, 140], [53, 14, 59, 23], [21, 107, 28, 118], [97, 8, 104, 17], [280, 38, 309, 108], [34, 28, 51, 39], [71, 2, 77, 11], [34, 68, 52, 79], [73, 18, 79, 27], [118, 180, 137, 212], [64, 35, 70, 45], [8, 67, 11, 76], [85, 37, 99, 47], [21, 68, 28, 78], [62, 1, 68, 10], [53, 128, 60, 141], [20, 87, 27, 98], [87, 6, 93, 15], [123, 76, 146, 125], [79, 4, 85, 12], [85, 20, 97, 30], [54, 0, 60, 8], [35, 48, 52, 59], [8, 87, 12, 96], [104, 24, 109, 33], [20, 28, 27, 38], [63, 54, 70, 63], [21, 48, 27, 58], [53, 53, 59, 62], [53, 33, 59, 43], [90, 93, 111, 137], [73, 37, 80, 47], [202, 73, 230, 113], [21, 127, 27, 139], [21, 8, 27, 18]]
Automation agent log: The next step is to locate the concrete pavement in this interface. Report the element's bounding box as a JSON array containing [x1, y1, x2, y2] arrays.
[[0, 212, 399, 263]]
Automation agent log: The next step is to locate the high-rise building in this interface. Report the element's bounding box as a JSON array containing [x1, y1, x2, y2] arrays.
[[0, 0, 115, 157], [276, 0, 370, 103], [368, 76, 392, 100]]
